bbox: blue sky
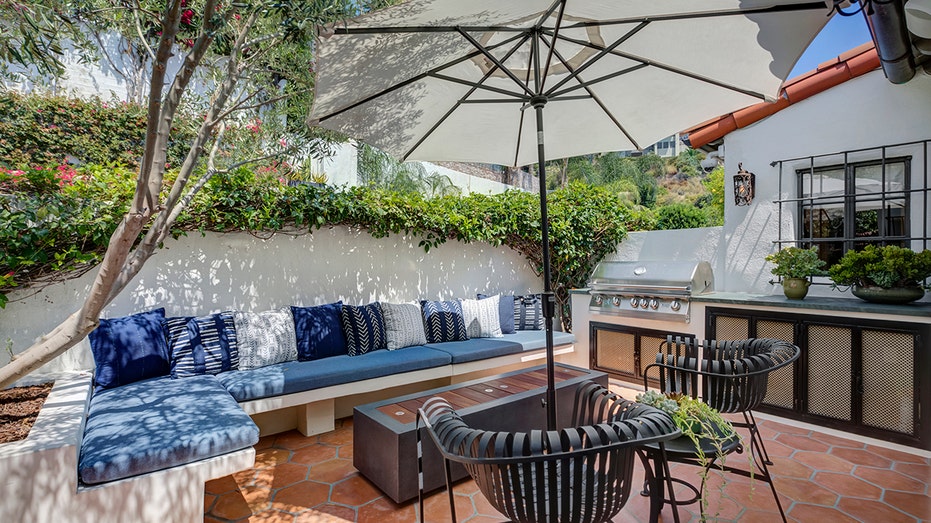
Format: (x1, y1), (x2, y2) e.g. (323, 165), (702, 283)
(789, 12), (873, 77)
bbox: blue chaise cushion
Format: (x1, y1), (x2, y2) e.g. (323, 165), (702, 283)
(88, 308), (170, 391)
(78, 375), (258, 485)
(291, 302), (347, 360)
(219, 346), (451, 402)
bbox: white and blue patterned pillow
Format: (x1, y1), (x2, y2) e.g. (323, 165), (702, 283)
(460, 296), (503, 338)
(169, 312), (239, 378)
(340, 302), (388, 356)
(381, 303), (427, 350)
(233, 309), (298, 370)
(421, 300), (469, 343)
(514, 294), (544, 331)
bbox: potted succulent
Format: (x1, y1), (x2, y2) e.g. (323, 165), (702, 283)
(636, 390), (742, 517)
(765, 246), (827, 300)
(828, 245), (931, 304)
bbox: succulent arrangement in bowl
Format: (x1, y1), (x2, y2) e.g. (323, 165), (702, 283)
(828, 245), (931, 304)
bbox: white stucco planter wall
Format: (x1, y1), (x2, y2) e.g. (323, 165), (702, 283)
(0, 226), (540, 377)
(718, 69), (931, 298)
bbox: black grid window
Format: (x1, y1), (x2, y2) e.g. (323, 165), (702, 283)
(797, 157), (909, 266)
(774, 139), (931, 272)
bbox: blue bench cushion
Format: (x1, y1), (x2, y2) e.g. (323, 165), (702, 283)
(503, 330), (576, 351)
(424, 331), (575, 364)
(79, 375), (259, 485)
(424, 338), (523, 364)
(219, 346), (452, 402)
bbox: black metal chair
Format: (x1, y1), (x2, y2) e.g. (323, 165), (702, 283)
(640, 336), (801, 523)
(416, 381), (680, 523)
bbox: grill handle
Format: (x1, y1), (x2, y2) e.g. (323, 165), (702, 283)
(589, 283), (691, 294)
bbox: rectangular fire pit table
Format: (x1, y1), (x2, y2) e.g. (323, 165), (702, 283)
(352, 363), (608, 503)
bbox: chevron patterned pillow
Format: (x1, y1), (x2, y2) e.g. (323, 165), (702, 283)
(420, 300), (469, 343)
(340, 302), (388, 356)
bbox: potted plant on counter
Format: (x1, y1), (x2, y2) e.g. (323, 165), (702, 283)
(765, 246), (827, 300)
(828, 245), (931, 304)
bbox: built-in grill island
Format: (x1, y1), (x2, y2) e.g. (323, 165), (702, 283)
(586, 260), (714, 386)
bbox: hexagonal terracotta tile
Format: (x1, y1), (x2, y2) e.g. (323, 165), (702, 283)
(793, 450), (856, 474)
(273, 480), (330, 513)
(814, 471), (882, 499)
(810, 431), (866, 449)
(775, 433), (830, 452)
(255, 448), (293, 469)
(768, 477), (838, 506)
(241, 484), (274, 512)
(790, 503), (861, 523)
(883, 490), (931, 520)
(292, 444), (339, 466)
(420, 489), (475, 523)
(855, 466), (926, 492)
(330, 475), (384, 506)
(309, 458), (358, 484)
(267, 462), (311, 489)
(837, 497), (917, 523)
(275, 430), (319, 450)
(205, 474), (240, 495)
(212, 491), (253, 520)
(894, 461), (931, 483)
(356, 497), (415, 523)
(249, 509), (296, 522)
(829, 447), (893, 468)
(318, 426), (354, 446)
(296, 503), (357, 522)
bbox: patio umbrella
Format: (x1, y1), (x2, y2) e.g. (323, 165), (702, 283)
(308, 0), (832, 430)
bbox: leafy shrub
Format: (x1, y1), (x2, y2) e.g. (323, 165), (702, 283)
(765, 247), (826, 279)
(828, 245), (931, 289)
(0, 91), (196, 168)
(655, 202), (709, 230)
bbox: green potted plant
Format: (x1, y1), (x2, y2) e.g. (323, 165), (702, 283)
(828, 245), (931, 304)
(765, 246), (827, 300)
(636, 390), (743, 516)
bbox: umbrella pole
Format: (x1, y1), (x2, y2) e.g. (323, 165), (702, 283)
(531, 95), (557, 431)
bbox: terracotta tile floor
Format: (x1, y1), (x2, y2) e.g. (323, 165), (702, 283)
(205, 409), (931, 522)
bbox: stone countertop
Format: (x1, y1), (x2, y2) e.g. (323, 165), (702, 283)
(692, 292), (931, 318)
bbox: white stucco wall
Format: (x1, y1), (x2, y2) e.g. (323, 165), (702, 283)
(0, 226), (540, 379)
(717, 69), (931, 297)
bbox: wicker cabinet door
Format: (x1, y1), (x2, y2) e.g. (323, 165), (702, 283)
(757, 319), (796, 410)
(861, 329), (917, 436)
(805, 324), (854, 422)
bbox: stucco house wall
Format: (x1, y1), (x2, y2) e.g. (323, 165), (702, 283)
(716, 69), (931, 297)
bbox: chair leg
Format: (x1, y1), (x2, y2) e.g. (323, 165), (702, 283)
(443, 458), (457, 523)
(738, 411), (788, 523)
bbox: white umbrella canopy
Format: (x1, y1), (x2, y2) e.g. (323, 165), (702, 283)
(308, 0), (834, 429)
(309, 0), (833, 167)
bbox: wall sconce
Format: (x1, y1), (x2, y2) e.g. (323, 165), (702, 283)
(733, 163), (755, 206)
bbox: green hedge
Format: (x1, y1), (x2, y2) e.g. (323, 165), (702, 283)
(2, 167), (633, 317)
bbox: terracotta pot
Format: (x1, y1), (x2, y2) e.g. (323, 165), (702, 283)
(782, 277), (810, 300)
(851, 284), (925, 305)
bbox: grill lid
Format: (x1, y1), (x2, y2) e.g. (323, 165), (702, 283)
(588, 261), (714, 296)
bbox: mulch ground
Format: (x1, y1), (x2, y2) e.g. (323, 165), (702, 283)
(0, 382), (53, 444)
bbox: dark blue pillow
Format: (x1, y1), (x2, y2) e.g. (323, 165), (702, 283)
(170, 312), (239, 378)
(340, 302), (387, 356)
(88, 308), (170, 391)
(292, 302), (347, 360)
(421, 300), (469, 343)
(477, 293), (516, 334)
(514, 294), (544, 330)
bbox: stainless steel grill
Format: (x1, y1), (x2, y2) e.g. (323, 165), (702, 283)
(587, 261), (714, 323)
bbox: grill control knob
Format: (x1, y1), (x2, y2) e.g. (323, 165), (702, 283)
(649, 298), (659, 310)
(670, 299), (681, 312)
(612, 296), (621, 306)
(640, 298), (649, 309)
(593, 294), (603, 306)
(629, 297), (639, 308)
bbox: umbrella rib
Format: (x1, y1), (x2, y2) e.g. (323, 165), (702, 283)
(544, 37), (641, 150)
(428, 73), (528, 100)
(534, 0), (564, 29)
(550, 31), (769, 101)
(555, 1), (828, 28)
(400, 33), (533, 162)
(512, 32), (537, 168)
(543, 21), (649, 97)
(314, 32), (527, 123)
(457, 28), (536, 98)
(539, 0), (568, 92)
(548, 63), (649, 99)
